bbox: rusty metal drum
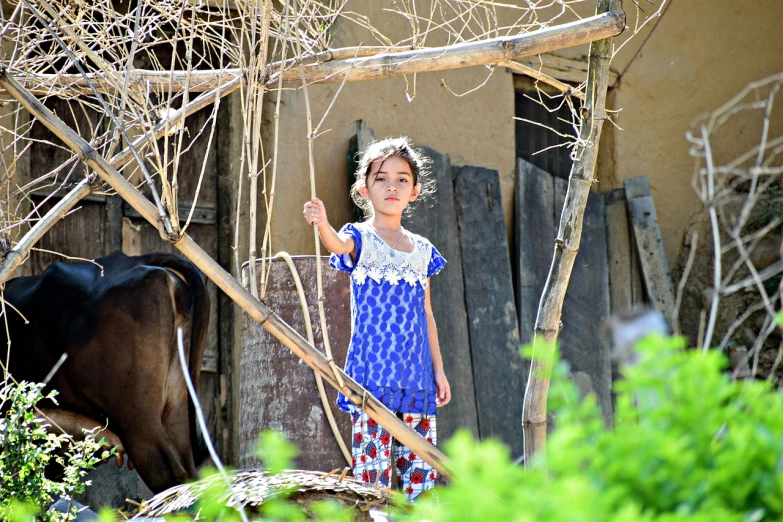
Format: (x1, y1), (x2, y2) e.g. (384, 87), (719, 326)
(239, 256), (353, 471)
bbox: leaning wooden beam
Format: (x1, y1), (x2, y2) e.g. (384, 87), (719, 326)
(1, 69), (245, 98)
(3, 10), (623, 96)
(0, 178), (92, 285)
(272, 10), (623, 86)
(521, 0), (617, 462)
(0, 69), (451, 479)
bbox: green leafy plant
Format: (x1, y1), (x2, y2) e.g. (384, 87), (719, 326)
(40, 332), (781, 521)
(0, 379), (106, 522)
(400, 335), (783, 521)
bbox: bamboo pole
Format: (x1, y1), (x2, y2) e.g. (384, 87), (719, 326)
(0, 69), (451, 479)
(0, 178), (92, 285)
(521, 0), (619, 462)
(3, 10), (623, 96)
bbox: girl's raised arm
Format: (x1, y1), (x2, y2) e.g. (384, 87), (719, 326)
(303, 198), (355, 256)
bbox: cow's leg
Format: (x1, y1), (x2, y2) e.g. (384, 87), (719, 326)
(36, 409), (129, 468)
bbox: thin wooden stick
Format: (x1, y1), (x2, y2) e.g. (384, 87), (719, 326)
(293, 0), (345, 392)
(700, 125), (721, 351)
(247, 0), (274, 299)
(521, 0), (620, 462)
(259, 0), (291, 299)
(107, 75), (244, 173)
(0, 68), (451, 479)
(501, 60), (584, 101)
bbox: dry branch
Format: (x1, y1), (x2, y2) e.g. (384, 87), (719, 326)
(2, 10), (624, 97)
(521, 0), (617, 461)
(0, 69), (451, 479)
(271, 10), (624, 86)
(108, 75), (244, 173)
(502, 60), (584, 100)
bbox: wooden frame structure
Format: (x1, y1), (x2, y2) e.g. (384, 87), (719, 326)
(0, 0), (623, 475)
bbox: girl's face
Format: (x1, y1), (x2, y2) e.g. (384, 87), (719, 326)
(359, 155), (421, 217)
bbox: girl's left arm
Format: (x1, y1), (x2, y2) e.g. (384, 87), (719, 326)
(425, 279), (451, 408)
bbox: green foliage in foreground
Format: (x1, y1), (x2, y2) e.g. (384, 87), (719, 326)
(10, 334), (783, 521)
(0, 380), (106, 522)
(404, 335), (783, 522)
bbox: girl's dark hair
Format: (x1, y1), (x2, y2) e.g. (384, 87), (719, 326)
(350, 136), (435, 218)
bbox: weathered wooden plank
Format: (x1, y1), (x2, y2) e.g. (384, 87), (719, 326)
(604, 189), (633, 314)
(123, 201), (216, 225)
(403, 147), (479, 442)
(239, 257), (352, 472)
(623, 175), (651, 200)
(27, 99), (107, 270)
(624, 176), (674, 325)
(165, 107), (218, 209)
(454, 165), (524, 456)
(107, 195), (123, 253)
(356, 119), (375, 158)
(121, 217), (143, 256)
(554, 179), (612, 421)
(515, 158), (555, 346)
(216, 89), (246, 465)
(626, 193), (676, 326)
(27, 201), (108, 273)
(562, 189), (612, 423)
(348, 120), (376, 222)
(630, 225), (645, 305)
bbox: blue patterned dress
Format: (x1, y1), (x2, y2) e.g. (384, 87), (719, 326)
(330, 222), (447, 415)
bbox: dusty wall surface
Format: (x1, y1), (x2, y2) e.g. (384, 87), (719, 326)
(609, 0), (783, 267)
(262, 3), (517, 256)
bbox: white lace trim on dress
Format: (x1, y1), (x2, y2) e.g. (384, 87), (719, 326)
(351, 223), (431, 288)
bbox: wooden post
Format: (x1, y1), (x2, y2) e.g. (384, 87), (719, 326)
(624, 176), (676, 326)
(521, 0), (620, 462)
(0, 69), (452, 479)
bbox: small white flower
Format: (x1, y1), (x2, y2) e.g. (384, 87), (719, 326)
(367, 267), (383, 284)
(353, 266), (368, 285)
(385, 271), (401, 286)
(403, 271), (418, 286)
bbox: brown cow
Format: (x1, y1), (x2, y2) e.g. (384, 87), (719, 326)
(0, 252), (209, 493)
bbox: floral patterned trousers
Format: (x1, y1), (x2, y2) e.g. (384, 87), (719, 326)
(350, 410), (438, 502)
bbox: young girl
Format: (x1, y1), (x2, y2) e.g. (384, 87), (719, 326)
(302, 136), (450, 502)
